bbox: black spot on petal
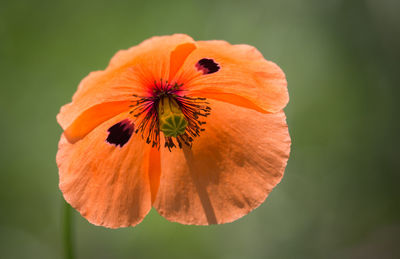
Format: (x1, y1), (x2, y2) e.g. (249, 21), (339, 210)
(106, 119), (134, 147)
(196, 58), (220, 74)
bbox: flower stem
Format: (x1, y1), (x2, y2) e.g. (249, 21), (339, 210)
(63, 200), (75, 259)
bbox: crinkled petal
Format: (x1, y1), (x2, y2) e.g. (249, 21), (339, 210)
(153, 100), (291, 225)
(173, 41), (288, 113)
(56, 113), (160, 228)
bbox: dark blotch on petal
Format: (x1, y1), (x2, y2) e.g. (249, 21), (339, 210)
(196, 58), (220, 74)
(106, 119), (134, 147)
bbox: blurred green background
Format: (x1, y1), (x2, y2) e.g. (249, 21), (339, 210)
(1, 0), (399, 258)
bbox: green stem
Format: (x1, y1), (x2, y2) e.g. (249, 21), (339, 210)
(63, 200), (75, 259)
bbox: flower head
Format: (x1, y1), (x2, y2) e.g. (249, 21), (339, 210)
(56, 34), (291, 228)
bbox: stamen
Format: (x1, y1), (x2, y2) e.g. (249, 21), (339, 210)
(127, 79), (211, 150)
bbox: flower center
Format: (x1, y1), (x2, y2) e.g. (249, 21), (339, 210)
(157, 96), (188, 138)
(127, 79), (211, 150)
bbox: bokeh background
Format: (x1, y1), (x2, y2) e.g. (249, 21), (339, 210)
(1, 0), (399, 258)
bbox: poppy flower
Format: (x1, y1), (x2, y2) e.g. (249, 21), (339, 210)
(56, 34), (291, 228)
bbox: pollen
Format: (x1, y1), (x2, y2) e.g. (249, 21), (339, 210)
(158, 96), (188, 137)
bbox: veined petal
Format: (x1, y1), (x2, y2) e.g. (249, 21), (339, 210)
(173, 40), (288, 113)
(153, 100), (291, 225)
(56, 113), (159, 228)
(57, 34), (196, 135)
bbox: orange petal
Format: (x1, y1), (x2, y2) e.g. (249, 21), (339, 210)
(148, 147), (161, 204)
(57, 113), (157, 228)
(63, 101), (132, 143)
(153, 100), (291, 225)
(57, 34), (196, 131)
(57, 69), (140, 131)
(173, 41), (288, 113)
(169, 42), (197, 81)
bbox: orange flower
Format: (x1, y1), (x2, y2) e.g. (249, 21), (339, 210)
(56, 34), (291, 228)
